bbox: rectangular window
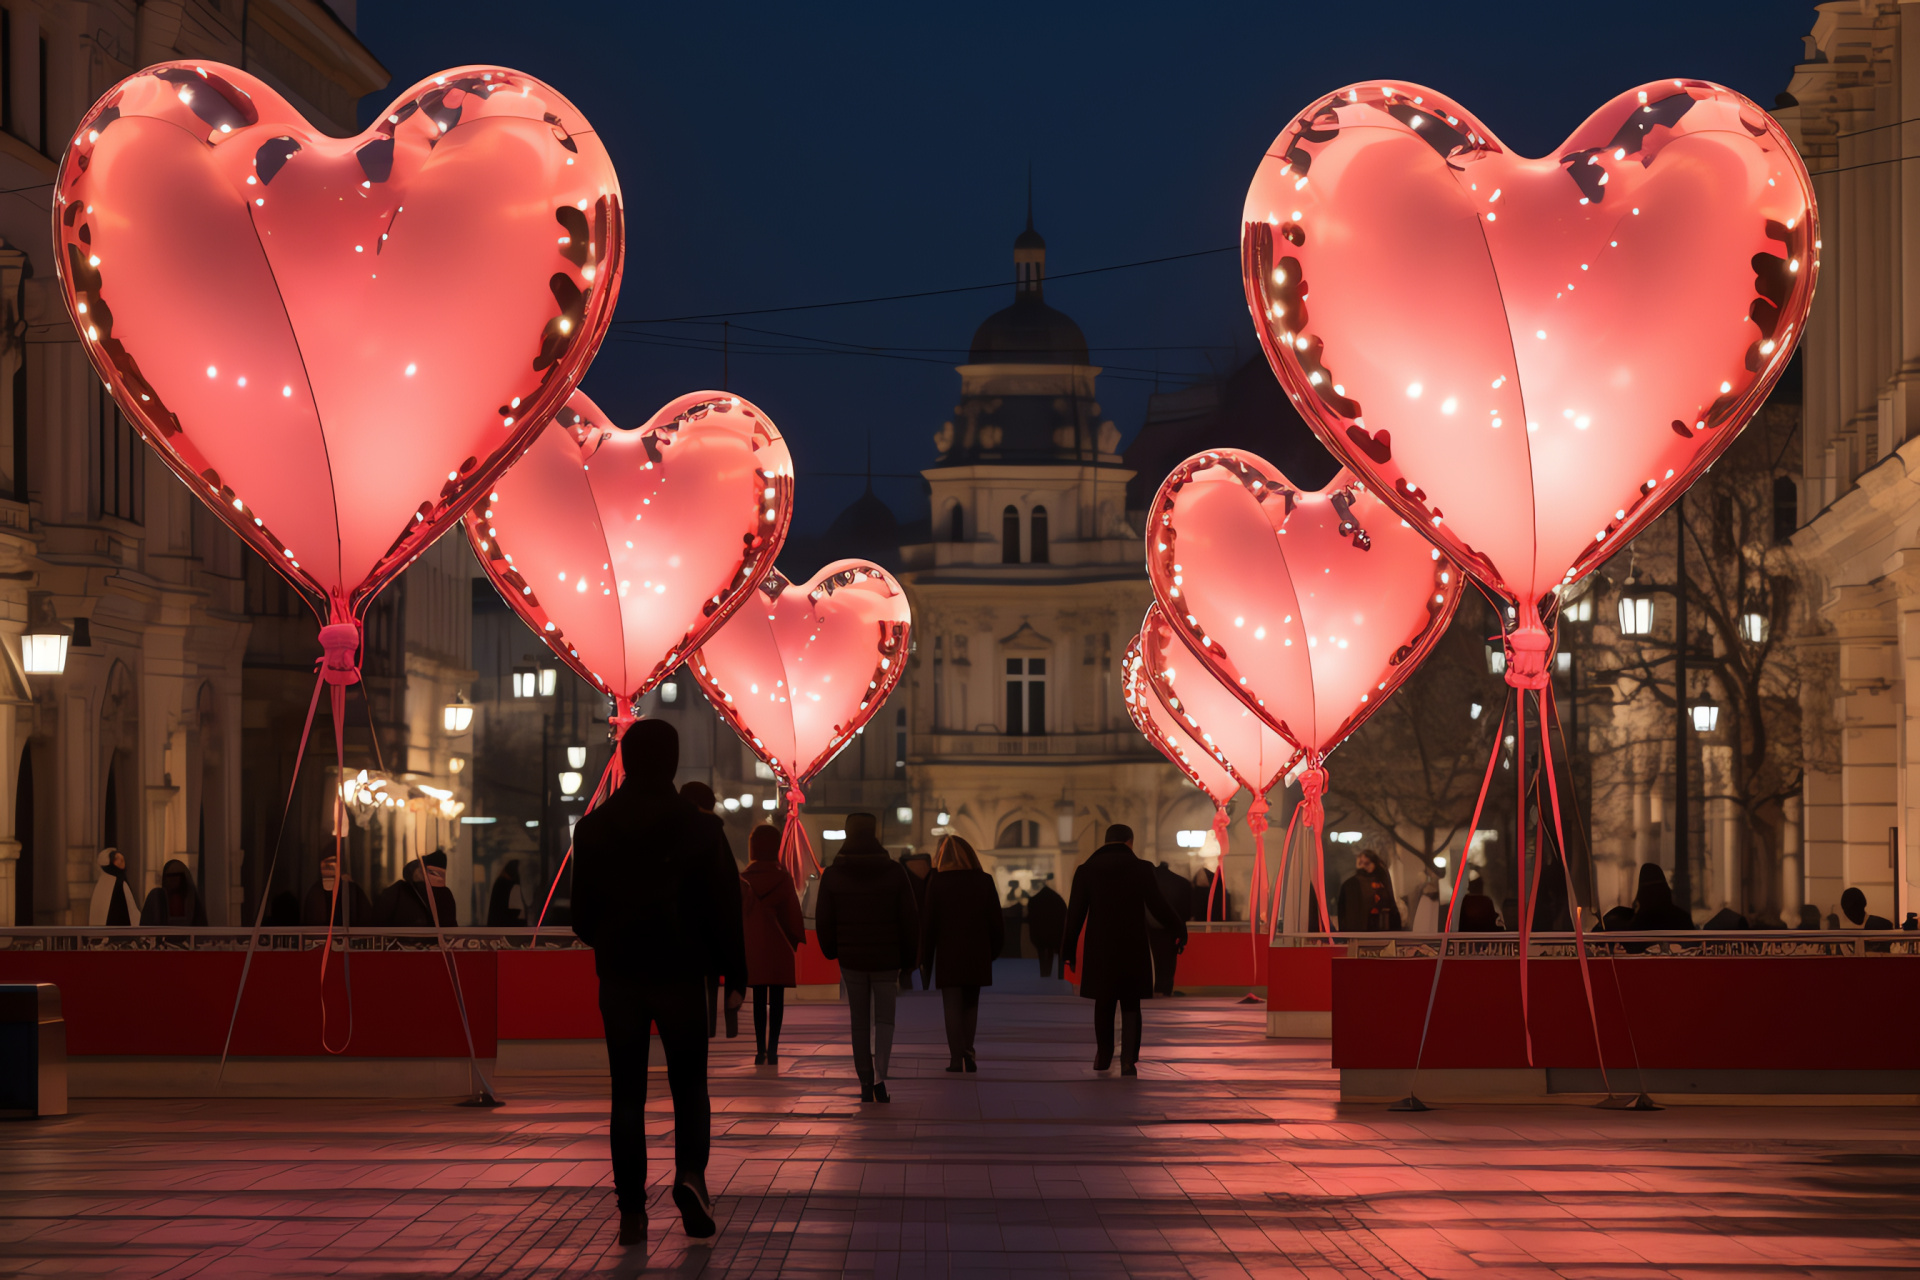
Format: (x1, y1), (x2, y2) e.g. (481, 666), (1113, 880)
(1005, 657), (1046, 735)
(93, 383), (142, 523)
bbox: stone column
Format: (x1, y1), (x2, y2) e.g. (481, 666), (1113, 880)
(1781, 793), (1804, 919)
(1828, 582), (1900, 921)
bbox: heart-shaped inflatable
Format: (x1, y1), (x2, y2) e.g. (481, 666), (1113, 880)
(54, 62), (623, 623)
(1242, 80), (1815, 655)
(1144, 450), (1460, 759)
(1122, 632), (1237, 810)
(467, 390), (793, 706)
(693, 561), (912, 881)
(693, 561), (912, 789)
(1139, 603), (1296, 799)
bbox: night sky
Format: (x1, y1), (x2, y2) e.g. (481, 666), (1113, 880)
(360, 1), (1815, 537)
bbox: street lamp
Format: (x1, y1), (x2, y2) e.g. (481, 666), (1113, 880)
(442, 693), (474, 734)
(1617, 580), (1655, 636)
(566, 746), (587, 769)
(558, 770), (584, 797)
(1739, 612), (1768, 643)
(20, 621), (70, 675)
(1690, 701), (1720, 734)
(512, 664), (537, 698)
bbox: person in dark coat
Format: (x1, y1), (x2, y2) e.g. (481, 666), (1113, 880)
(1455, 876), (1499, 932)
(814, 812), (917, 1103)
(139, 857), (209, 926)
(918, 834), (1003, 1072)
(1337, 850), (1403, 932)
(1062, 825), (1186, 1076)
(1841, 887), (1894, 952)
(740, 825), (805, 1065)
(899, 852), (934, 989)
(301, 852), (373, 927)
(374, 849), (458, 926)
(1000, 884), (1026, 959)
(486, 859), (526, 927)
(571, 719), (746, 1247)
(1627, 864), (1693, 930)
(1026, 878), (1066, 978)
(680, 781), (729, 1037)
(1149, 861), (1192, 995)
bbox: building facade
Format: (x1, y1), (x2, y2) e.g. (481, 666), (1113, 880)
(1776, 0), (1920, 927)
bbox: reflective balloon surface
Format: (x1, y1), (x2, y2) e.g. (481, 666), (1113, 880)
(1146, 450), (1459, 757)
(1140, 603), (1298, 795)
(692, 561), (912, 788)
(1243, 80), (1816, 612)
(54, 62), (623, 621)
(468, 390), (793, 703)
(1122, 632), (1238, 809)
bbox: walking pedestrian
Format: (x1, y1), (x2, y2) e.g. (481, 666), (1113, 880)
(1149, 860), (1192, 995)
(571, 719), (746, 1246)
(138, 858), (209, 926)
(681, 781), (729, 1037)
(814, 812), (917, 1103)
(1062, 825), (1185, 1076)
(1026, 876), (1066, 977)
(899, 851), (934, 989)
(88, 848), (138, 926)
(1001, 884), (1026, 958)
(918, 834), (1002, 1072)
(740, 824), (805, 1066)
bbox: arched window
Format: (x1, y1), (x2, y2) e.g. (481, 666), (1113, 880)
(1002, 505), (1020, 563)
(1029, 506), (1049, 564)
(996, 819), (1042, 848)
(1772, 475), (1798, 544)
(948, 502), (965, 542)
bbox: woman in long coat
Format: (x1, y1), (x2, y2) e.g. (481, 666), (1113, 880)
(918, 834), (1002, 1072)
(1062, 825), (1185, 1075)
(740, 824), (806, 1065)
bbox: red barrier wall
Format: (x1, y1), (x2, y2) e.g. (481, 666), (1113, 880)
(1267, 946), (1334, 1011)
(1332, 955), (1920, 1070)
(0, 950), (497, 1057)
(497, 949), (601, 1039)
(1171, 932), (1268, 987)
(796, 931), (839, 985)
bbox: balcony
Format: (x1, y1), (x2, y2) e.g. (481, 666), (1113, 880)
(917, 730), (1157, 761)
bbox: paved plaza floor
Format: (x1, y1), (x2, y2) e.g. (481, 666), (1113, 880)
(3, 981), (1918, 1278)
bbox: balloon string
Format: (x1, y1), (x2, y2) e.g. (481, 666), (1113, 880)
(778, 784), (820, 888)
(1206, 805), (1230, 924)
(1516, 690), (1534, 1065)
(1536, 686), (1613, 1098)
(1246, 793), (1270, 959)
(1405, 687), (1513, 1095)
(317, 679), (353, 1055)
(532, 712), (635, 939)
(1298, 762), (1330, 938)
(1268, 802), (1303, 946)
(218, 667), (327, 1078)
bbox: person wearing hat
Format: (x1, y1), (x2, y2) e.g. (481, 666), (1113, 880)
(303, 852), (373, 927)
(373, 849), (459, 927)
(572, 718), (746, 1247)
(814, 811), (917, 1103)
(139, 858), (209, 926)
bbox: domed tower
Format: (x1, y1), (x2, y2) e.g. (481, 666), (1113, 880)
(900, 202), (1157, 891)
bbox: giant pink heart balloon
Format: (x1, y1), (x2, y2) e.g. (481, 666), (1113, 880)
(467, 390), (793, 705)
(1122, 632), (1237, 810)
(1139, 603), (1298, 797)
(1242, 79), (1815, 672)
(692, 561), (912, 790)
(1145, 450), (1460, 759)
(54, 62), (623, 624)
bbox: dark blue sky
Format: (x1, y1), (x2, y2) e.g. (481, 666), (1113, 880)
(360, 1), (1815, 536)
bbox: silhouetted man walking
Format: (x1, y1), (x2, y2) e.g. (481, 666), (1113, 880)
(573, 720), (746, 1248)
(1063, 825), (1185, 1075)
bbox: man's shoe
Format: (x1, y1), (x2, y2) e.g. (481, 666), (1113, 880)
(753, 1050), (766, 1066)
(962, 1051), (977, 1073)
(767, 1049), (779, 1065)
(670, 1178), (716, 1239)
(873, 1081), (890, 1102)
(617, 1211), (646, 1247)
(860, 1083), (875, 1102)
(1092, 1052), (1113, 1072)
(1120, 1061), (1139, 1077)
(945, 1057), (964, 1072)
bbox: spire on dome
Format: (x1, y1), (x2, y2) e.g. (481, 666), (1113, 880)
(1014, 166), (1045, 295)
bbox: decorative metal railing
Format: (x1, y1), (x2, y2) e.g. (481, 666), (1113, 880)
(1269, 930), (1920, 958)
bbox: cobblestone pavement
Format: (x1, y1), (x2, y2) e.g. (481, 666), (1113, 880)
(2, 990), (1917, 1277)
